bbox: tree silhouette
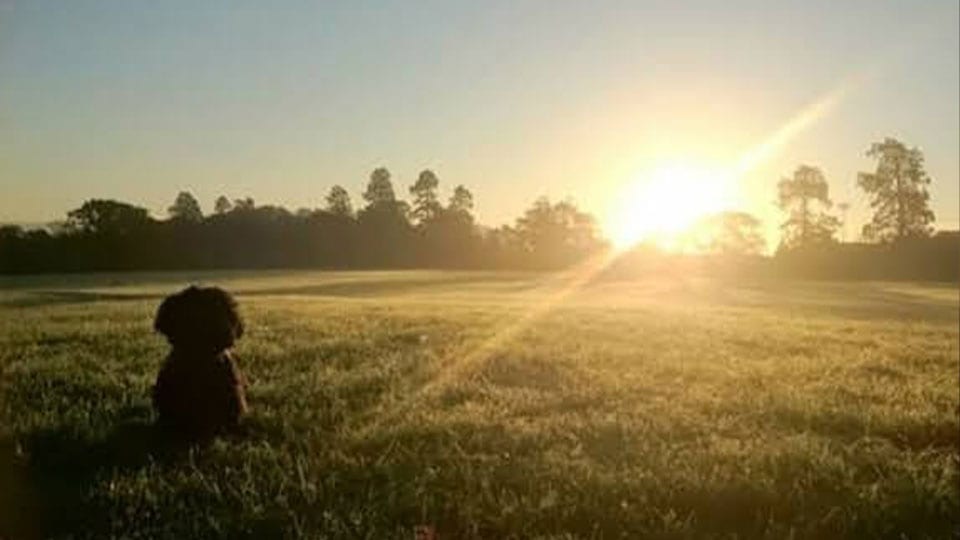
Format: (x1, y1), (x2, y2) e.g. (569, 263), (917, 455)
(514, 198), (605, 268)
(3, 153), (952, 277)
(66, 199), (152, 235)
(214, 196), (233, 215)
(694, 212), (765, 256)
(857, 137), (935, 243)
(359, 168), (409, 219)
(362, 167), (397, 207)
(448, 185), (474, 215)
(1, 172), (954, 279)
(358, 167), (412, 266)
(414, 184), (479, 267)
(168, 191), (203, 222)
(777, 165), (840, 250)
(409, 170), (442, 226)
(325, 185), (353, 217)
(233, 198), (255, 212)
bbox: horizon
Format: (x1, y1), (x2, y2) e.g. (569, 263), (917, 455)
(2, 1), (958, 245)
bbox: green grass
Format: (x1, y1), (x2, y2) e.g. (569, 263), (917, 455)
(1, 270), (957, 539)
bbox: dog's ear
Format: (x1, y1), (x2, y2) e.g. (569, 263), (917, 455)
(226, 291), (244, 340)
(208, 287), (243, 348)
(154, 291), (178, 341)
(230, 308), (244, 340)
(154, 288), (189, 343)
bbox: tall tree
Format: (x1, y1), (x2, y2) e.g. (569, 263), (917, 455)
(857, 137), (935, 242)
(362, 167), (397, 207)
(359, 167), (409, 220)
(409, 170), (442, 225)
(214, 196), (233, 215)
(777, 165), (840, 249)
(417, 184), (479, 267)
(325, 185), (354, 217)
(168, 191), (203, 222)
(358, 167), (411, 266)
(448, 185), (474, 216)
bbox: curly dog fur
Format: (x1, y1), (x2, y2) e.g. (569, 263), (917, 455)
(153, 286), (248, 441)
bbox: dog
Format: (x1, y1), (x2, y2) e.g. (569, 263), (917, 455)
(152, 285), (248, 442)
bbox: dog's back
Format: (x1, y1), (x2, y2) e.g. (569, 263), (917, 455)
(154, 348), (247, 441)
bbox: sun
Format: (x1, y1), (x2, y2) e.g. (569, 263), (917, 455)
(606, 162), (736, 250)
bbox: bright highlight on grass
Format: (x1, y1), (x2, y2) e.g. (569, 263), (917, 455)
(607, 163), (736, 250)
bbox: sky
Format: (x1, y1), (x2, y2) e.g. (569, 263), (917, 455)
(1, 0), (958, 247)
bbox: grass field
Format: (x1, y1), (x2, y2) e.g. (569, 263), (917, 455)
(0, 270), (957, 539)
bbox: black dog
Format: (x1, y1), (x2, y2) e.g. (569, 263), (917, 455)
(153, 286), (248, 442)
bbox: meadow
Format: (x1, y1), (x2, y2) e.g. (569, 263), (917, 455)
(0, 270), (957, 539)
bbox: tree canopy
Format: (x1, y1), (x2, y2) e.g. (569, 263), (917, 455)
(777, 165), (840, 250)
(857, 138), (935, 243)
(325, 185), (353, 217)
(66, 199), (152, 236)
(410, 170), (442, 226)
(168, 191), (204, 223)
(214, 196), (233, 215)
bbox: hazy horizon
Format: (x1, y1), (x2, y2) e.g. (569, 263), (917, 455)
(2, 1), (958, 245)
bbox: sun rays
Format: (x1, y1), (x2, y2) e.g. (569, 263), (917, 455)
(348, 250), (619, 437)
(353, 75), (864, 434)
(604, 72), (865, 252)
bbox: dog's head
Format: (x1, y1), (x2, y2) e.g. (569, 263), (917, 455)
(154, 286), (244, 351)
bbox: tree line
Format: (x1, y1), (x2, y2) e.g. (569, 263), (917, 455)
(679, 137), (940, 258)
(775, 137), (937, 251)
(646, 136), (945, 259)
(0, 167), (606, 273)
(765, 137), (955, 281)
(0, 136), (955, 279)
(603, 136), (954, 281)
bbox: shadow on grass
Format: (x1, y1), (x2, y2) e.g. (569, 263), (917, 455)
(0, 409), (278, 539)
(0, 418), (173, 539)
(0, 408), (285, 539)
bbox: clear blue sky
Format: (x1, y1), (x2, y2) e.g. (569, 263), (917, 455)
(1, 1), (957, 241)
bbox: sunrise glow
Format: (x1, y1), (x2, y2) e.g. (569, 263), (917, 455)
(606, 163), (737, 250)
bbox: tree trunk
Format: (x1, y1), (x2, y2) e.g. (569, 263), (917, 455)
(895, 158), (904, 240)
(800, 196), (808, 246)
